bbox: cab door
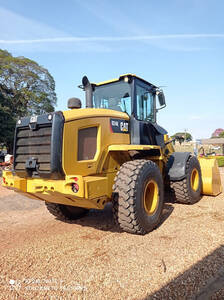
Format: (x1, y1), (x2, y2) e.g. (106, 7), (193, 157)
(130, 79), (167, 146)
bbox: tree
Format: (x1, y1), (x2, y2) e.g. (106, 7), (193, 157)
(172, 132), (192, 144)
(211, 128), (224, 138)
(0, 49), (57, 152)
(219, 131), (224, 138)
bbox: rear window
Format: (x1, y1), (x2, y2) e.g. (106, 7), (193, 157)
(78, 127), (97, 160)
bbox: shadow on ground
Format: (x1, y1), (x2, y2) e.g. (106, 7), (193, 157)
(53, 201), (174, 234)
(147, 245), (224, 300)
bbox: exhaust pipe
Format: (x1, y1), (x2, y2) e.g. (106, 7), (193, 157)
(82, 76), (93, 108)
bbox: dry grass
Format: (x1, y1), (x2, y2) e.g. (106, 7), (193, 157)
(174, 143), (223, 155)
(0, 171), (223, 299)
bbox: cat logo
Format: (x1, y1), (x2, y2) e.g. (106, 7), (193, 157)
(110, 118), (129, 134)
(120, 121), (129, 132)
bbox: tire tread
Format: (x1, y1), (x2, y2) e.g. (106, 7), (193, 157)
(45, 202), (88, 221)
(170, 156), (202, 204)
(112, 159), (162, 235)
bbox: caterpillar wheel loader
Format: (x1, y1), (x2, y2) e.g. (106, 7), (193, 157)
(2, 74), (222, 235)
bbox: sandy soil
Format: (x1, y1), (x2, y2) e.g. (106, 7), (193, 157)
(0, 170), (223, 299)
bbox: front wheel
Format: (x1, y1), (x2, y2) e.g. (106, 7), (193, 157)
(112, 159), (164, 235)
(170, 155), (202, 204)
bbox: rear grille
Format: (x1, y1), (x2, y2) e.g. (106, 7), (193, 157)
(14, 124), (52, 172)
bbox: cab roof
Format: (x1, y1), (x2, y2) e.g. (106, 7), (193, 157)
(93, 74), (158, 89)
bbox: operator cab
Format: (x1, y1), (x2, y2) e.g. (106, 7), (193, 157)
(80, 74), (167, 147)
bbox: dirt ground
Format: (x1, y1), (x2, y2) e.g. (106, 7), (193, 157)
(0, 170), (224, 300)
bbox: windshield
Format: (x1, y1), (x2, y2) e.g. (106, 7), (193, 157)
(93, 81), (131, 115)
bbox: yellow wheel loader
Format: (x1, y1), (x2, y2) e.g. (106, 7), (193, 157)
(2, 74), (222, 235)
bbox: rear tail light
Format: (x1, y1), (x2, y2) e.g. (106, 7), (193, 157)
(72, 183), (79, 193)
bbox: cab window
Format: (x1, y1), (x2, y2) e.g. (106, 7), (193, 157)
(93, 81), (131, 115)
(136, 84), (154, 122)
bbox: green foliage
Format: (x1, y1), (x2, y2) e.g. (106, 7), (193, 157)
(0, 49), (57, 152)
(171, 132), (192, 143)
(216, 156), (224, 167)
(219, 131), (224, 138)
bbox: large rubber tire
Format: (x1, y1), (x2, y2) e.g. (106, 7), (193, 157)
(112, 159), (164, 235)
(170, 155), (202, 204)
(45, 202), (89, 221)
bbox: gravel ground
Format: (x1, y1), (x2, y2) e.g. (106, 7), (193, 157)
(0, 170), (223, 300)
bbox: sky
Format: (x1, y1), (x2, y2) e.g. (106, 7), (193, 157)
(0, 0), (224, 139)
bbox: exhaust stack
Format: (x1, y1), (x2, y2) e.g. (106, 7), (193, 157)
(82, 76), (93, 108)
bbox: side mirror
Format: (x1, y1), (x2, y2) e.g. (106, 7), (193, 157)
(68, 98), (82, 109)
(156, 90), (166, 111)
(158, 91), (166, 106)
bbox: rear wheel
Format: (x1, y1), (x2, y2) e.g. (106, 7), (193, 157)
(170, 155), (202, 204)
(45, 202), (89, 221)
(112, 159), (164, 235)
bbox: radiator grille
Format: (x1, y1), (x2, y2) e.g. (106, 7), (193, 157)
(14, 124), (52, 172)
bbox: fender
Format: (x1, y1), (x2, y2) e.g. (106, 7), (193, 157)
(166, 152), (192, 181)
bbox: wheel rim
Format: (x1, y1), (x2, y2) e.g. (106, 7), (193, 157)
(191, 168), (199, 191)
(143, 180), (159, 216)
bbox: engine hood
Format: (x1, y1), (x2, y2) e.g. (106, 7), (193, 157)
(62, 108), (130, 122)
